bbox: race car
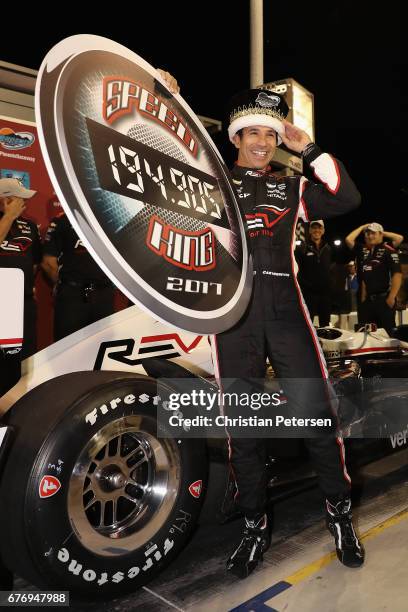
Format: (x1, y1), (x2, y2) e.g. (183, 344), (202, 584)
(1, 297), (408, 597)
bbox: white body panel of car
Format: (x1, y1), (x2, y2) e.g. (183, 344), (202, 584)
(2, 293), (407, 420)
(0, 305), (214, 416)
(321, 327), (408, 360)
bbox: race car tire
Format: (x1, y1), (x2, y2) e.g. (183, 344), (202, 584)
(0, 371), (207, 596)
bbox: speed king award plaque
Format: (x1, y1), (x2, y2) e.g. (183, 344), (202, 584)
(35, 35), (251, 333)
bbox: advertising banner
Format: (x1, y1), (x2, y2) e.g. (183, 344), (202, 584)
(0, 116), (61, 228)
(0, 116), (61, 348)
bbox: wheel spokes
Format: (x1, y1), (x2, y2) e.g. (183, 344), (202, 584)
(82, 433), (158, 532)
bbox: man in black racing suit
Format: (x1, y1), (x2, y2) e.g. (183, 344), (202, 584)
(212, 88), (365, 578)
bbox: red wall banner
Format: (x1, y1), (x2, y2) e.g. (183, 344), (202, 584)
(1, 116), (59, 349)
(0, 116), (127, 351)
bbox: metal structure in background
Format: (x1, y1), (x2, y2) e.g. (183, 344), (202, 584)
(250, 0), (264, 87)
(248, 1), (315, 176)
(197, 114), (222, 135)
(0, 60), (221, 134)
(261, 78), (315, 175)
(0, 61), (37, 122)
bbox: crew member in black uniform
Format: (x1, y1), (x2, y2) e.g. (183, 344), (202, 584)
(212, 89), (364, 578)
(0, 179), (40, 585)
(42, 212), (115, 340)
(346, 222), (403, 332)
(296, 219), (332, 327)
(348, 222), (401, 334)
(345, 222), (404, 253)
(0, 177), (40, 360)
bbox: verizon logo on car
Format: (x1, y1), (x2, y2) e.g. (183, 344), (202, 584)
(390, 426), (408, 449)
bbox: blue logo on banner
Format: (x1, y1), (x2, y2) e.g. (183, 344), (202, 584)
(0, 129), (35, 150)
(0, 169), (31, 188)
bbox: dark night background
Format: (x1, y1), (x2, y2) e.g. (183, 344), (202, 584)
(1, 2), (407, 255)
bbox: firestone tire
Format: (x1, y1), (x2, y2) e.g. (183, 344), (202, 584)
(0, 371), (207, 597)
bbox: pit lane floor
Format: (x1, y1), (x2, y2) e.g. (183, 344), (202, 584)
(13, 448), (408, 611)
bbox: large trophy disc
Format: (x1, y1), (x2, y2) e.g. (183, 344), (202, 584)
(35, 35), (251, 333)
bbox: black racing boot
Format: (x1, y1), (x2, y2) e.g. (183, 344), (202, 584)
(326, 497), (365, 567)
(226, 514), (270, 579)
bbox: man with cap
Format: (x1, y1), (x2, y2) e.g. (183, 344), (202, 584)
(212, 88), (364, 578)
(0, 177), (40, 358)
(295, 219), (333, 327)
(345, 222), (404, 252)
(346, 223), (402, 334)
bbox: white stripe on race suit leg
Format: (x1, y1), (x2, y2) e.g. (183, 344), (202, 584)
(335, 523), (342, 550)
(350, 524), (362, 550)
(249, 540), (260, 562)
(0, 427), (8, 450)
(290, 210), (351, 485)
(210, 335), (235, 466)
(229, 538), (246, 561)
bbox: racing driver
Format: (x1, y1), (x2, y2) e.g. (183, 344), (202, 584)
(212, 88), (365, 578)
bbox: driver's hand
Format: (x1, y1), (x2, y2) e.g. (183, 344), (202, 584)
(156, 69), (180, 94)
(280, 119), (312, 154)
